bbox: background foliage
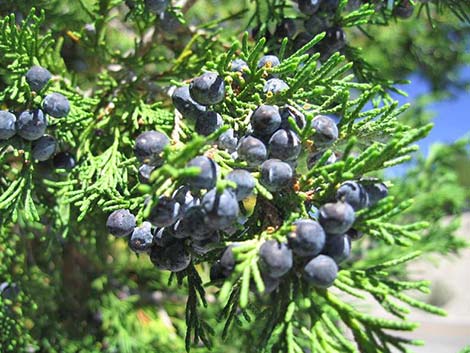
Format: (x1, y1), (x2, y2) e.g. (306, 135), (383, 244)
(1, 1), (469, 352)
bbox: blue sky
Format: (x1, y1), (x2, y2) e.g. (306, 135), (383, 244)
(394, 66), (470, 155)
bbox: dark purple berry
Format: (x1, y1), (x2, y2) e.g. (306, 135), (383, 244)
(268, 129), (301, 161)
(288, 219), (326, 257)
(195, 111), (223, 136)
(174, 206), (210, 240)
(361, 181), (388, 207)
(53, 152), (76, 170)
(319, 202), (355, 235)
(16, 109), (47, 141)
(189, 72), (225, 106)
(259, 240), (293, 278)
(172, 86), (206, 121)
(303, 255), (338, 288)
(191, 232), (220, 256)
(42, 93), (70, 118)
(218, 128), (238, 152)
(336, 181), (369, 210)
(134, 130), (169, 166)
(280, 106), (306, 130)
(260, 159), (293, 192)
(106, 209), (136, 237)
(150, 241), (191, 272)
(323, 234), (351, 264)
(25, 65), (51, 92)
(32, 135), (57, 161)
(0, 111), (16, 140)
(263, 78), (289, 95)
(138, 164), (155, 184)
(186, 156), (218, 190)
(230, 59), (249, 73)
(257, 55), (280, 70)
(237, 136), (267, 167)
(128, 222), (154, 253)
(227, 169), (256, 201)
(149, 196), (181, 227)
(251, 105), (282, 136)
(201, 188), (239, 230)
(311, 115), (338, 148)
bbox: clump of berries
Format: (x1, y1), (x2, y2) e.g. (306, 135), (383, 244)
(0, 66), (73, 165)
(105, 53), (388, 292)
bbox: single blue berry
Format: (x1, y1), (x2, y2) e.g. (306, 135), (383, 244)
(323, 234), (351, 264)
(251, 105), (282, 136)
(311, 115), (338, 148)
(189, 72), (225, 106)
(259, 240), (293, 278)
(195, 111), (223, 136)
(361, 181), (388, 207)
(172, 186), (198, 212)
(128, 222), (154, 253)
(280, 106), (306, 130)
(260, 159), (293, 192)
(172, 85), (206, 121)
(0, 111), (16, 140)
(42, 93), (70, 118)
(336, 181), (369, 211)
(145, 0), (170, 14)
(154, 227), (178, 248)
(138, 164), (155, 184)
(227, 169), (255, 201)
(218, 128), (238, 152)
(191, 232), (220, 256)
(134, 130), (169, 166)
(32, 135), (57, 161)
(237, 136), (267, 167)
(319, 201), (355, 235)
(288, 219), (326, 257)
(16, 109), (47, 141)
(150, 241), (191, 272)
(53, 152), (76, 170)
(268, 129), (301, 161)
(263, 78), (289, 95)
(106, 209), (136, 237)
(149, 196), (181, 227)
(230, 59), (249, 73)
(257, 55), (280, 69)
(25, 65), (51, 92)
(261, 272), (280, 293)
(201, 188), (239, 230)
(174, 206), (210, 240)
(186, 156), (218, 190)
(303, 255), (338, 288)
(220, 244), (238, 277)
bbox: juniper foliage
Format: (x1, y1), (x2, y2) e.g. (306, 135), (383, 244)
(0, 1), (469, 353)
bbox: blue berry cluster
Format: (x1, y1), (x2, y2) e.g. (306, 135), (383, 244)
(106, 54), (388, 289)
(0, 66), (71, 164)
(212, 178), (387, 291)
